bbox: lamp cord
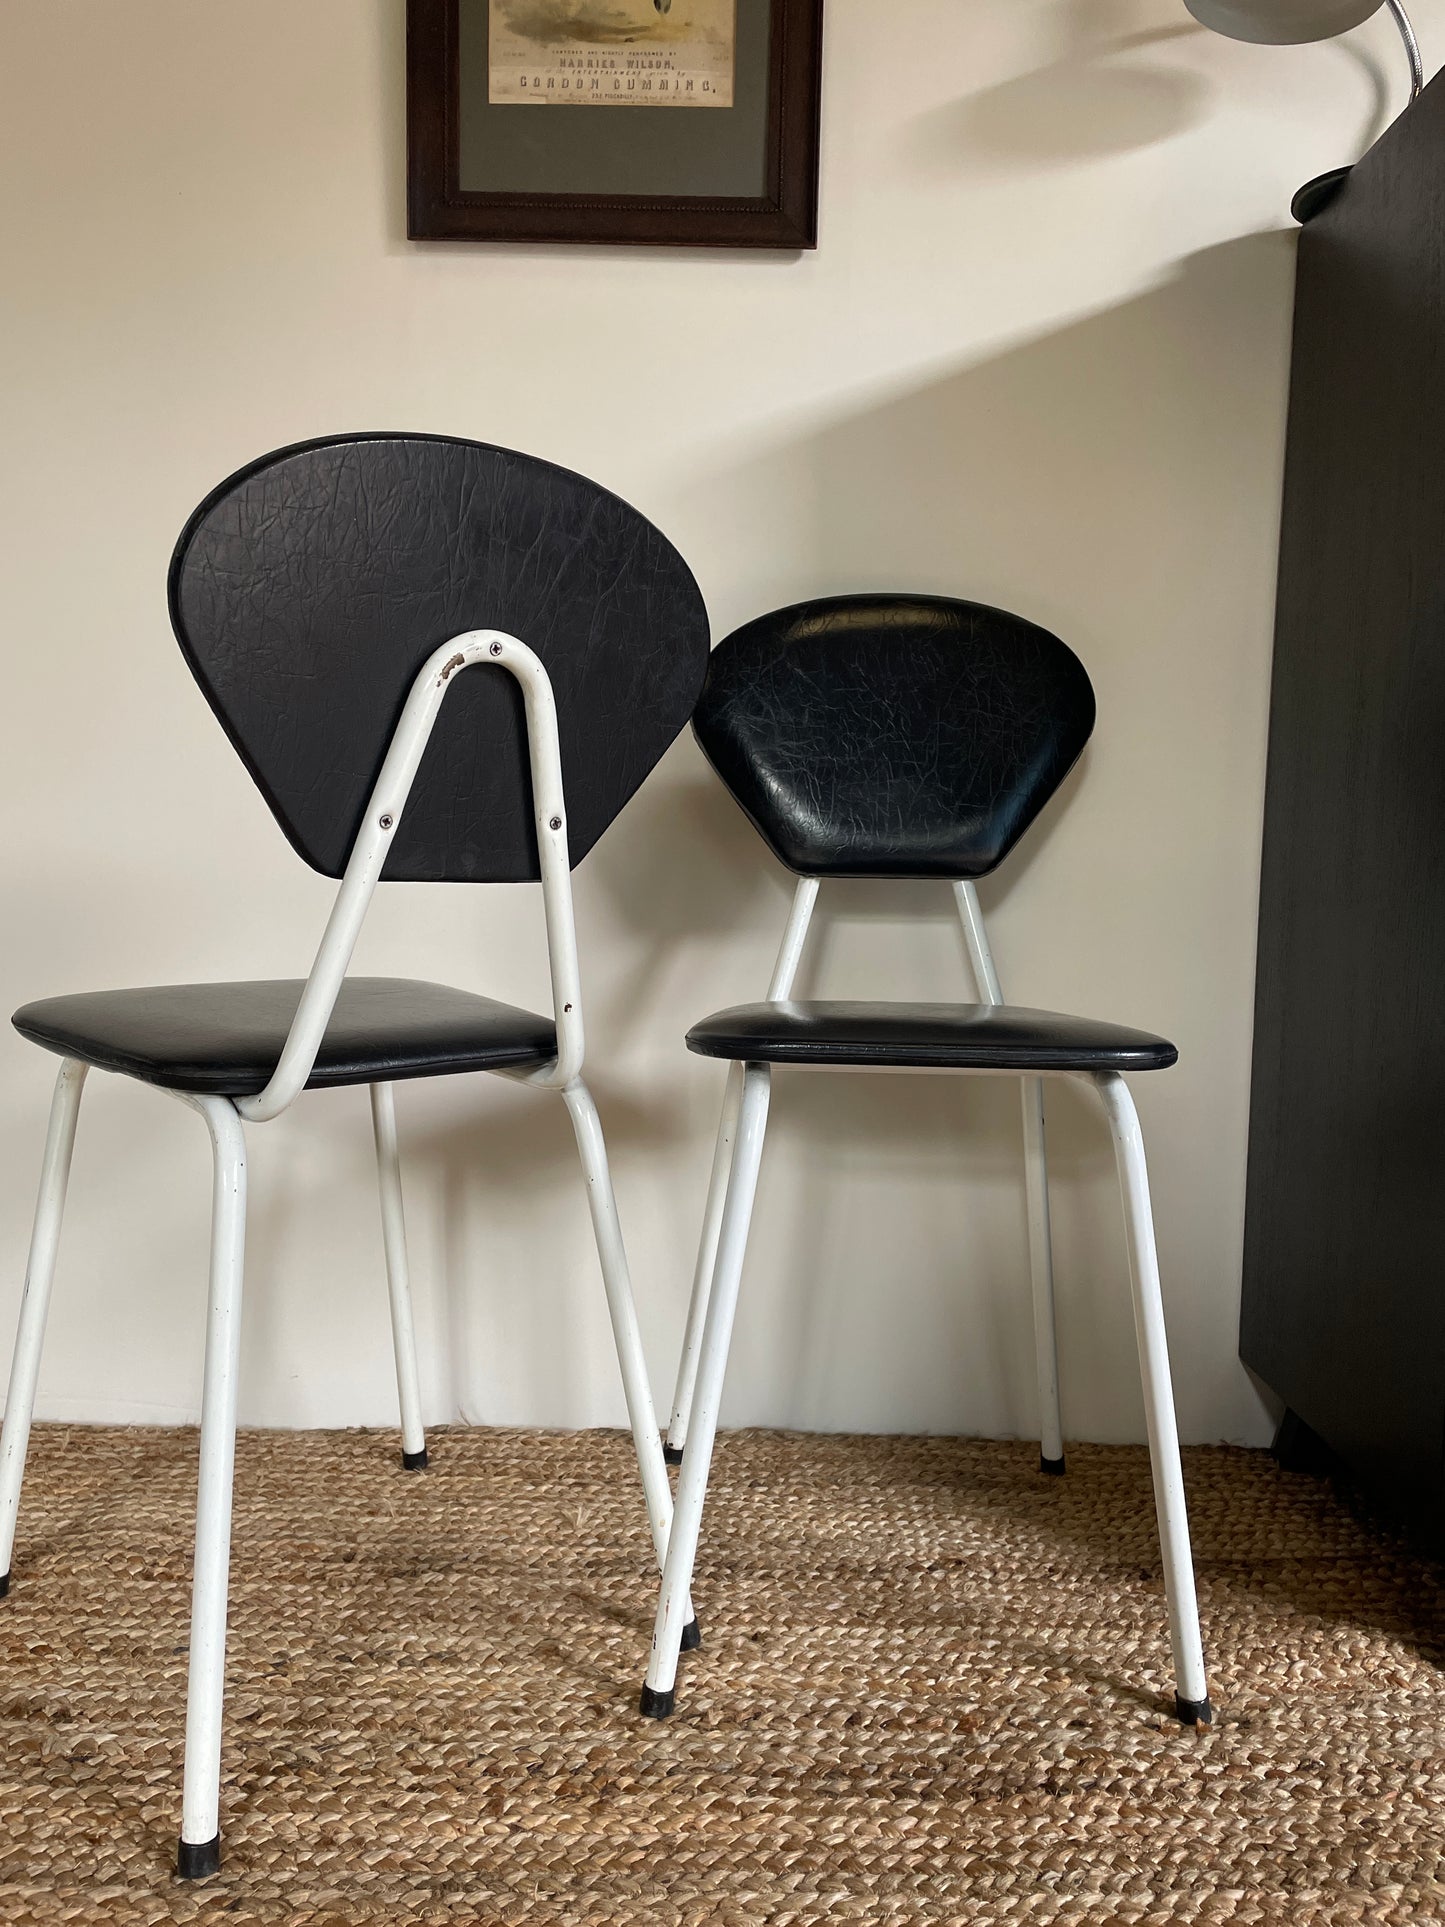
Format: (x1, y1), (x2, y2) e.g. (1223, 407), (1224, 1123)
(1386, 0), (1424, 100)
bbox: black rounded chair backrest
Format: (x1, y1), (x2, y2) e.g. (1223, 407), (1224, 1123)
(692, 594), (1096, 880)
(169, 434), (710, 883)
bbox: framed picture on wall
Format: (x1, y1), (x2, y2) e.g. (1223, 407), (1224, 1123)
(406, 0), (824, 248)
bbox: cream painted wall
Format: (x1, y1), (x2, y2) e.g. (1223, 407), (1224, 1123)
(1, 0), (1428, 1444)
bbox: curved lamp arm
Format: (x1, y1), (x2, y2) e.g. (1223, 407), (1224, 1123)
(1188, 0), (1423, 99)
(235, 630), (585, 1123)
(1386, 0), (1424, 98)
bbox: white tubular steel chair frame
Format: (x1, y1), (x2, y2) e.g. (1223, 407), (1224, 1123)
(650, 875), (1208, 1724)
(0, 631), (691, 1876)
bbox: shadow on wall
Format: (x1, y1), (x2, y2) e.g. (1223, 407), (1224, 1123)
(341, 235), (1291, 1439)
(686, 232), (1292, 628)
(594, 232), (1293, 1028)
(388, 1070), (690, 1426)
(910, 1), (1393, 176)
(568, 235), (1292, 1441)
(921, 19), (1213, 169)
(582, 240), (1297, 959)
(371, 0), (1391, 243)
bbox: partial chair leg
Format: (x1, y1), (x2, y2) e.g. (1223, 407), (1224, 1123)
(1021, 1078), (1065, 1475)
(0, 1059), (88, 1598)
(175, 1095), (248, 1879)
(665, 1061), (743, 1465)
(369, 1083), (427, 1470)
(561, 1081), (699, 1651)
(642, 1061), (771, 1718)
(1092, 1073), (1211, 1726)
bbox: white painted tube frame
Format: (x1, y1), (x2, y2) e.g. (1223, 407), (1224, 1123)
(668, 879), (1066, 1474)
(644, 1060), (773, 1716)
(954, 881), (1065, 1473)
(175, 1092), (248, 1875)
(0, 1058), (88, 1595)
(665, 876), (818, 1462)
(1095, 1070), (1209, 1718)
(647, 1058), (1209, 1722)
(651, 878), (1208, 1724)
(237, 632), (585, 1125)
(371, 1081), (427, 1468)
(563, 1081), (695, 1641)
(0, 632), (689, 1875)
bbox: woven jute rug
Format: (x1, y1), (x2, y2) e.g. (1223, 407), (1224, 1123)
(0, 1427), (1441, 1926)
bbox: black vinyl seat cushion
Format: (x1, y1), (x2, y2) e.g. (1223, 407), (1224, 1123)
(685, 1001), (1178, 1074)
(12, 979), (557, 1097)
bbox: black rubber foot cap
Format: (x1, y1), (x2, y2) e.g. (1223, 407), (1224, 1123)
(0, 1570), (9, 1600)
(639, 1683), (675, 1719)
(402, 1447), (428, 1471)
(1040, 1454), (1066, 1477)
(679, 1618), (702, 1653)
(1176, 1694), (1214, 1727)
(177, 1834), (221, 1880)
(662, 1443), (684, 1467)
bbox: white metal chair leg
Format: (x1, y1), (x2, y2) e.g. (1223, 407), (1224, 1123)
(669, 882), (819, 1461)
(1021, 1078), (1065, 1474)
(954, 884), (1066, 1478)
(664, 1060), (743, 1463)
(0, 1058), (88, 1597)
(369, 1082), (427, 1470)
(176, 1094), (249, 1878)
(561, 1079), (698, 1646)
(641, 1060), (771, 1717)
(1091, 1072), (1211, 1725)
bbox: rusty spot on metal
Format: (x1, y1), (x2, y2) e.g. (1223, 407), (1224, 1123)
(438, 653), (467, 682)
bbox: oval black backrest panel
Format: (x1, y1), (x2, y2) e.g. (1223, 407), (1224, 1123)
(169, 435), (710, 882)
(693, 594), (1096, 879)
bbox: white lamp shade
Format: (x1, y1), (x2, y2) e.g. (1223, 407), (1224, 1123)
(1185, 0), (1383, 43)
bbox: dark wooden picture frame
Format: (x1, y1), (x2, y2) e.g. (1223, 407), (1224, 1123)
(407, 0), (823, 248)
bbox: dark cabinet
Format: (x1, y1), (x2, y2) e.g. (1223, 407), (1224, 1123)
(1241, 78), (1445, 1554)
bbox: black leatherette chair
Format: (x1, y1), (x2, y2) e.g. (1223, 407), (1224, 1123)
(0, 433), (710, 1876)
(641, 593), (1212, 1730)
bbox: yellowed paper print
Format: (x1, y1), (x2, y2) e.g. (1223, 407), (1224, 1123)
(488, 1), (735, 107)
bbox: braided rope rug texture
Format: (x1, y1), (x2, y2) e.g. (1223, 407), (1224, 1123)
(0, 1426), (1441, 1926)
